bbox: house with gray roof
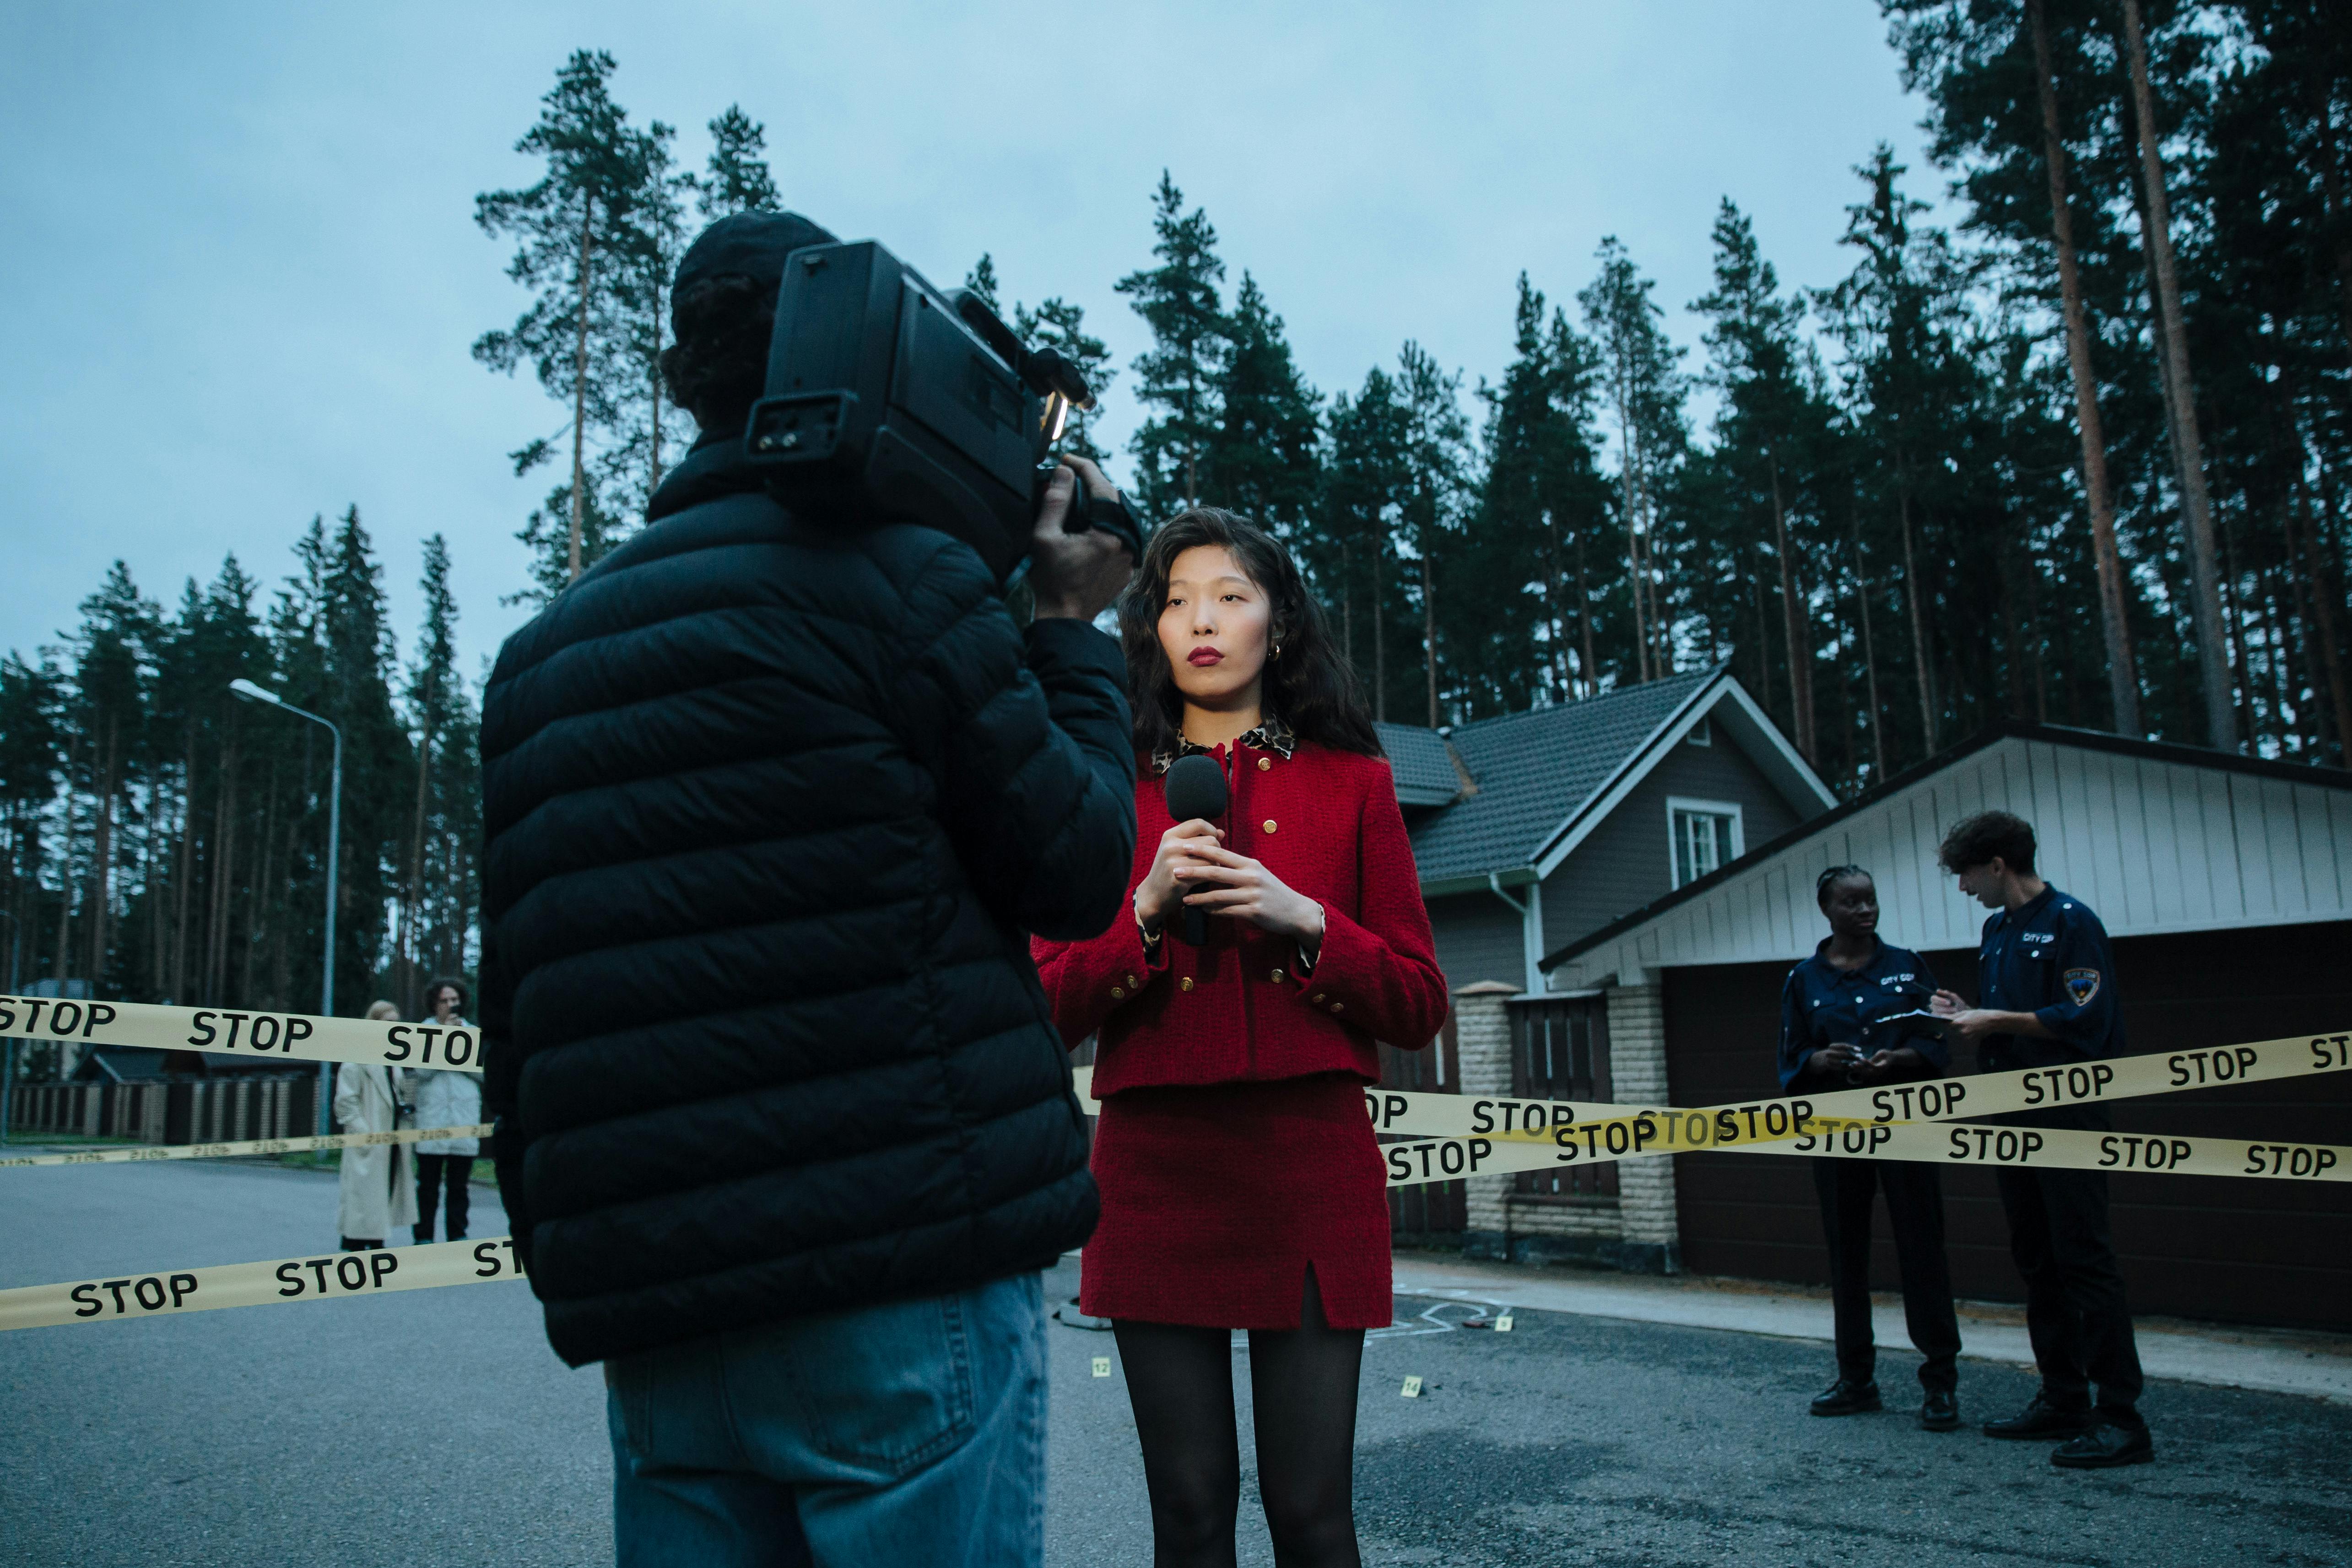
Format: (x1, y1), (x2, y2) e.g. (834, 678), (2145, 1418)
(1380, 661), (1837, 997)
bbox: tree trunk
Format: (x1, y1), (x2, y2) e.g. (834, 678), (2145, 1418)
(1576, 536), (1598, 698)
(1899, 481), (1938, 755)
(1850, 516), (1886, 780)
(172, 734), (195, 1002)
(649, 293), (665, 502)
(403, 730), (432, 1009)
(1422, 554), (1440, 728)
(208, 745), (238, 1003)
(87, 718), (117, 986)
(1371, 526), (1387, 724)
(2314, 94), (2352, 351)
(1622, 431), (1651, 682)
(2288, 467), (2352, 758)
(1339, 539), (1354, 667)
(2120, 0), (2235, 751)
(2216, 508), (2252, 745)
(569, 193), (595, 584)
(1768, 460), (1815, 758)
(2028, 0), (2141, 735)
(1541, 508), (1568, 700)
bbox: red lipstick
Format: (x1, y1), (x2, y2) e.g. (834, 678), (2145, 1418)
(1188, 647), (1224, 666)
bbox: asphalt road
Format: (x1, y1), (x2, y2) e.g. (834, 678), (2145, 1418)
(4, 1157), (2348, 1567)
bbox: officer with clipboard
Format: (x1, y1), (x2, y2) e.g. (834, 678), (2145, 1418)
(1931, 810), (2152, 1469)
(1779, 865), (1963, 1432)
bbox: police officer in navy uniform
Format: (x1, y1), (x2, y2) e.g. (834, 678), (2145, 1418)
(1930, 810), (2153, 1469)
(1780, 865), (1963, 1432)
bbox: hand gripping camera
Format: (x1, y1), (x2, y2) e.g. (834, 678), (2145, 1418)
(742, 239), (1145, 584)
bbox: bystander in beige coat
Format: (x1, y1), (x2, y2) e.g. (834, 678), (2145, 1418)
(334, 1001), (418, 1246)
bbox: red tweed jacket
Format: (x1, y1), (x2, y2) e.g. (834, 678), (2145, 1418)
(1033, 735), (1450, 1095)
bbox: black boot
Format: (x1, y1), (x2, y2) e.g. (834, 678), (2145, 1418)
(1983, 1393), (2093, 1440)
(2051, 1420), (2152, 1469)
(1810, 1378), (1882, 1417)
(1920, 1389), (1960, 1431)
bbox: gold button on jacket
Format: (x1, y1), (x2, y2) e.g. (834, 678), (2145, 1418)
(1179, 976), (1195, 992)
(1261, 819), (1277, 834)
(1270, 968), (1286, 984)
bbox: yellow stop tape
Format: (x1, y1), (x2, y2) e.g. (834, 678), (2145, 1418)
(0, 1123), (493, 1170)
(1071, 1027), (2352, 1189)
(0, 992), (483, 1074)
(0, 1236), (528, 1333)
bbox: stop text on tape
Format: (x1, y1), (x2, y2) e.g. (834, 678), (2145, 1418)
(0, 992), (484, 1075)
(1375, 1114), (2350, 1189)
(0, 1236), (528, 1333)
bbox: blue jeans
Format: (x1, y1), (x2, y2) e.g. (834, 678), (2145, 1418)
(605, 1272), (1047, 1568)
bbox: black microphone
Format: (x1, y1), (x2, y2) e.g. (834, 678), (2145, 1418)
(1161, 754), (1227, 947)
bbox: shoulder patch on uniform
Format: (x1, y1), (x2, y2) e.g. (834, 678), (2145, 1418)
(2063, 968), (2101, 1006)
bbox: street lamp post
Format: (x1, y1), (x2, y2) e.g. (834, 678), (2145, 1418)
(230, 679), (341, 1135)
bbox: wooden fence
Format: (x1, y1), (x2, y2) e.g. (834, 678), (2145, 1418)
(7, 1076), (319, 1146)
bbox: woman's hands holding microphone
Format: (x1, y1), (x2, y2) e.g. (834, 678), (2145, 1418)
(1135, 819), (1325, 948)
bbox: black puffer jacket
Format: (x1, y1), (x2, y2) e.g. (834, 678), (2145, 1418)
(479, 435), (1134, 1367)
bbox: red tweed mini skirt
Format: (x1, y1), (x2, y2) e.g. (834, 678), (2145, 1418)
(1077, 1073), (1393, 1331)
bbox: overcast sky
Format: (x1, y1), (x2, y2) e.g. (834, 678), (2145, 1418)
(0, 1), (1952, 685)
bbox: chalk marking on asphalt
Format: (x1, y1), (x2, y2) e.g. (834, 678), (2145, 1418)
(0, 1124), (494, 1170)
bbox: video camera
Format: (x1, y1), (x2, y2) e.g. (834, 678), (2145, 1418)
(743, 239), (1146, 585)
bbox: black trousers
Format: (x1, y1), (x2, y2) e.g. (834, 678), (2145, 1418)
(1811, 1157), (1961, 1394)
(413, 1153), (472, 1244)
(1993, 1163), (2145, 1421)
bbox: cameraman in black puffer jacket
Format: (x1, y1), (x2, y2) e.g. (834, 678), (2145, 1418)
(478, 213), (1136, 1568)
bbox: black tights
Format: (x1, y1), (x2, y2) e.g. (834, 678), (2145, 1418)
(1112, 1268), (1365, 1568)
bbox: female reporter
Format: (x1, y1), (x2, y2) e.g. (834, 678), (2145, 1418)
(1034, 508), (1449, 1568)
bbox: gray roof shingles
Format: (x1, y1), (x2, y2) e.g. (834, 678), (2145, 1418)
(1396, 666), (1722, 884)
(1373, 722), (1462, 803)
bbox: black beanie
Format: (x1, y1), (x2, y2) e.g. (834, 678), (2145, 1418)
(673, 211), (838, 304)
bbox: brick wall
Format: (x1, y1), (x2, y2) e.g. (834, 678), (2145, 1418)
(1606, 981), (1680, 1273)
(1452, 983), (1517, 1241)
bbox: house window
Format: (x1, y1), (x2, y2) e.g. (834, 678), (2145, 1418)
(1666, 797), (1743, 888)
(1687, 715), (1712, 747)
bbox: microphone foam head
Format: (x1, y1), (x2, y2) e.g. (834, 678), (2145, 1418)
(1162, 753), (1228, 824)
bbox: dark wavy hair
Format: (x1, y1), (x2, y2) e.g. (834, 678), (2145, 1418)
(422, 975), (470, 1017)
(1938, 810), (2037, 876)
(1116, 508), (1381, 759)
(659, 274), (774, 437)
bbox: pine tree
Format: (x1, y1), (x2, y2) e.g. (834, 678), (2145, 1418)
(1471, 275), (1614, 708)
(962, 258), (1118, 462)
(394, 535), (463, 1006)
(2117, 0), (2233, 750)
(1117, 172), (1229, 518)
(1395, 343), (1473, 728)
(1321, 369), (1410, 719)
(474, 50), (664, 591)
(696, 105), (782, 218)
(69, 563), (157, 994)
(1579, 239), (1687, 687)
(1693, 201), (1840, 760)
(962, 254), (1002, 312)
(1206, 273), (1322, 537)
(1019, 297), (1117, 464)
(1818, 147), (1983, 762)
(0, 653), (64, 994)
